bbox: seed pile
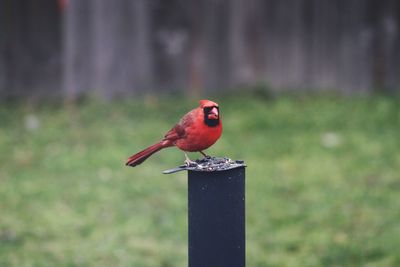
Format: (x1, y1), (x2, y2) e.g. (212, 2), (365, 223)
(163, 156), (246, 174)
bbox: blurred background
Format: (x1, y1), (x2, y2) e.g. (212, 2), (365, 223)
(1, 0), (400, 99)
(1, 0), (400, 266)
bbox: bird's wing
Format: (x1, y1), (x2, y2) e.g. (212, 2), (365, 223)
(163, 110), (195, 141)
(164, 124), (185, 141)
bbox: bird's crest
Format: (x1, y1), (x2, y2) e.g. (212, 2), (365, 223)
(199, 99), (218, 108)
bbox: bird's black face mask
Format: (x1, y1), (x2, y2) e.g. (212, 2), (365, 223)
(203, 106), (220, 127)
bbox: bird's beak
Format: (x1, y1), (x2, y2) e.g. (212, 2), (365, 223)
(208, 107), (219, 120)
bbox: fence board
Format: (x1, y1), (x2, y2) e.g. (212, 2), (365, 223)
(1, 0), (400, 100)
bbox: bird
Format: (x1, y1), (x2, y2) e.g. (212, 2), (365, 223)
(125, 99), (222, 167)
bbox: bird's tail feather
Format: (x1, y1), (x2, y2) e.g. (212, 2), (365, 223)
(125, 141), (168, 167)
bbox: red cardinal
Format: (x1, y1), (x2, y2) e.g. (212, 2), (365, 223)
(126, 99), (222, 167)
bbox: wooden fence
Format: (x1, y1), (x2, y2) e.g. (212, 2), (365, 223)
(1, 0), (399, 100)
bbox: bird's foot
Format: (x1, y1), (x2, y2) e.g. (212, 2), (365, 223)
(184, 159), (198, 167)
(184, 152), (198, 167)
(199, 151), (210, 159)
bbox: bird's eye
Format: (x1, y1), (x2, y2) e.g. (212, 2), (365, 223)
(204, 106), (219, 114)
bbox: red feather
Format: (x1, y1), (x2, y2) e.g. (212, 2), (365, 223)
(126, 100), (222, 167)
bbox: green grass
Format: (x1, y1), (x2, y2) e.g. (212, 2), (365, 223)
(0, 94), (399, 266)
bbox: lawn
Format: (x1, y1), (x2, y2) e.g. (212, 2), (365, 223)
(0, 94), (399, 266)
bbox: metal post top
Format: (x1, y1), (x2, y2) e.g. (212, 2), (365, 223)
(163, 156), (246, 174)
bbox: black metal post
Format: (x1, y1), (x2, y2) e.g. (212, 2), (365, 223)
(188, 166), (245, 267)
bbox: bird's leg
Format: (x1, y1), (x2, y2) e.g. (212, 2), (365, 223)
(199, 150), (210, 158)
(184, 152), (197, 167)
